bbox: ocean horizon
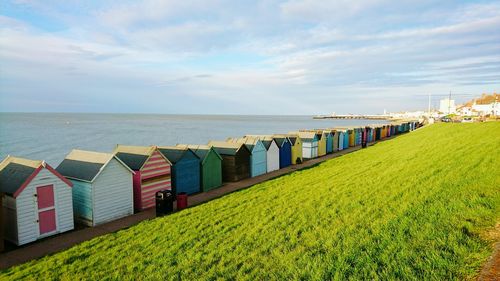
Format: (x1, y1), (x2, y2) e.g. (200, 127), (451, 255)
(0, 112), (389, 166)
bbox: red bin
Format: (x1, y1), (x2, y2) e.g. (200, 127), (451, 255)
(176, 192), (188, 210)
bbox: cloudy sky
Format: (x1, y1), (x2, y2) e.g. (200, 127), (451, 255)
(1, 0), (499, 115)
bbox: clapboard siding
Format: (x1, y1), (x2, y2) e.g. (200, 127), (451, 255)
(278, 140), (292, 169)
(325, 132), (333, 154)
(266, 141), (280, 172)
(220, 151), (250, 182)
(71, 180), (93, 223)
(317, 134), (326, 157)
(14, 168), (73, 245)
(136, 150), (171, 211)
(201, 150), (222, 191)
(141, 177), (171, 209)
(333, 132), (339, 152)
(343, 131), (350, 149)
(302, 140), (318, 159)
(289, 137), (303, 165)
(92, 158), (134, 226)
(250, 142), (267, 177)
(2, 196), (17, 244)
(171, 155), (200, 195)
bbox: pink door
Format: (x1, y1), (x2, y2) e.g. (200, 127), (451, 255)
(36, 185), (57, 235)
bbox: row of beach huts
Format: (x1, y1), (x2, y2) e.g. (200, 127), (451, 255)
(0, 121), (418, 250)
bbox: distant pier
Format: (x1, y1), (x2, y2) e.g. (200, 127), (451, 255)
(314, 114), (394, 120)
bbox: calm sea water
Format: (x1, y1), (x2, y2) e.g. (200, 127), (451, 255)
(0, 113), (388, 166)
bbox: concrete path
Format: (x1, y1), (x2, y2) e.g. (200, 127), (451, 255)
(0, 138), (389, 270)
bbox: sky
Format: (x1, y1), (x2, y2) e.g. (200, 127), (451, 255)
(0, 0), (499, 115)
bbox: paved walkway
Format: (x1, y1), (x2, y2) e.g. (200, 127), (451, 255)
(0, 138), (391, 270)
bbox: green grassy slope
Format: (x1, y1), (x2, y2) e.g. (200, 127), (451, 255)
(2, 123), (499, 280)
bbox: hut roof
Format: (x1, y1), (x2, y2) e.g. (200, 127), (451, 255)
(290, 131), (317, 141)
(226, 137), (262, 152)
(1, 156), (71, 197)
(274, 134), (299, 146)
(158, 146), (198, 164)
(243, 135), (277, 150)
(57, 149), (132, 183)
(176, 144), (222, 161)
(114, 145), (157, 170)
(208, 141), (246, 156)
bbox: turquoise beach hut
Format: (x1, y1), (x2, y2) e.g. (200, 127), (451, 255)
(343, 130), (349, 149)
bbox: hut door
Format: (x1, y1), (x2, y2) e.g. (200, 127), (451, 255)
(36, 185), (57, 235)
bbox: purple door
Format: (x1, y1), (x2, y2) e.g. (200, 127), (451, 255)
(37, 185), (56, 235)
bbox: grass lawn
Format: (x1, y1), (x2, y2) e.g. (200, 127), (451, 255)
(2, 123), (499, 280)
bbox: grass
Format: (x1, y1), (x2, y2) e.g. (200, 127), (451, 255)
(2, 123), (499, 280)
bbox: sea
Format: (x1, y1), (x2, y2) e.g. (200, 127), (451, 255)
(0, 113), (389, 166)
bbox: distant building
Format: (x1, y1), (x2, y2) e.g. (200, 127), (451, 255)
(457, 106), (477, 116)
(439, 98), (456, 114)
(471, 102), (499, 116)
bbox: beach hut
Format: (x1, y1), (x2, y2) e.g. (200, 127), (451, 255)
(302, 130), (326, 156)
(322, 131), (334, 154)
(332, 130), (339, 152)
(351, 128), (357, 146)
(57, 150), (133, 227)
(338, 128), (354, 147)
(158, 147), (200, 195)
(317, 132), (327, 156)
(337, 130), (344, 151)
(226, 138), (267, 177)
(0, 156), (74, 245)
(208, 141), (251, 182)
(343, 130), (349, 148)
(244, 135), (280, 172)
(277, 134), (303, 164)
(290, 131), (318, 159)
(177, 145), (223, 192)
(348, 129), (355, 147)
(367, 127), (374, 142)
(272, 136), (292, 168)
(375, 126), (382, 140)
(114, 145), (172, 211)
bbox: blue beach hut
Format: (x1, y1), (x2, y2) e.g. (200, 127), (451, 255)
(338, 131), (344, 151)
(343, 130), (349, 149)
(323, 131), (334, 154)
(273, 136), (292, 168)
(158, 146), (201, 195)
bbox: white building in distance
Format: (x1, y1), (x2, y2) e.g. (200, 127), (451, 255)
(472, 102), (499, 116)
(439, 98), (456, 114)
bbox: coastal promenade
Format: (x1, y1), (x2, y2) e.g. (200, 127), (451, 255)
(0, 137), (392, 270)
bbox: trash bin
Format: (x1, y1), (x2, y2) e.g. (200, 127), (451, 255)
(156, 190), (174, 216)
(176, 192), (188, 210)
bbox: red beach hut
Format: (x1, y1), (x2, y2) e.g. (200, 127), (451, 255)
(114, 145), (172, 211)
